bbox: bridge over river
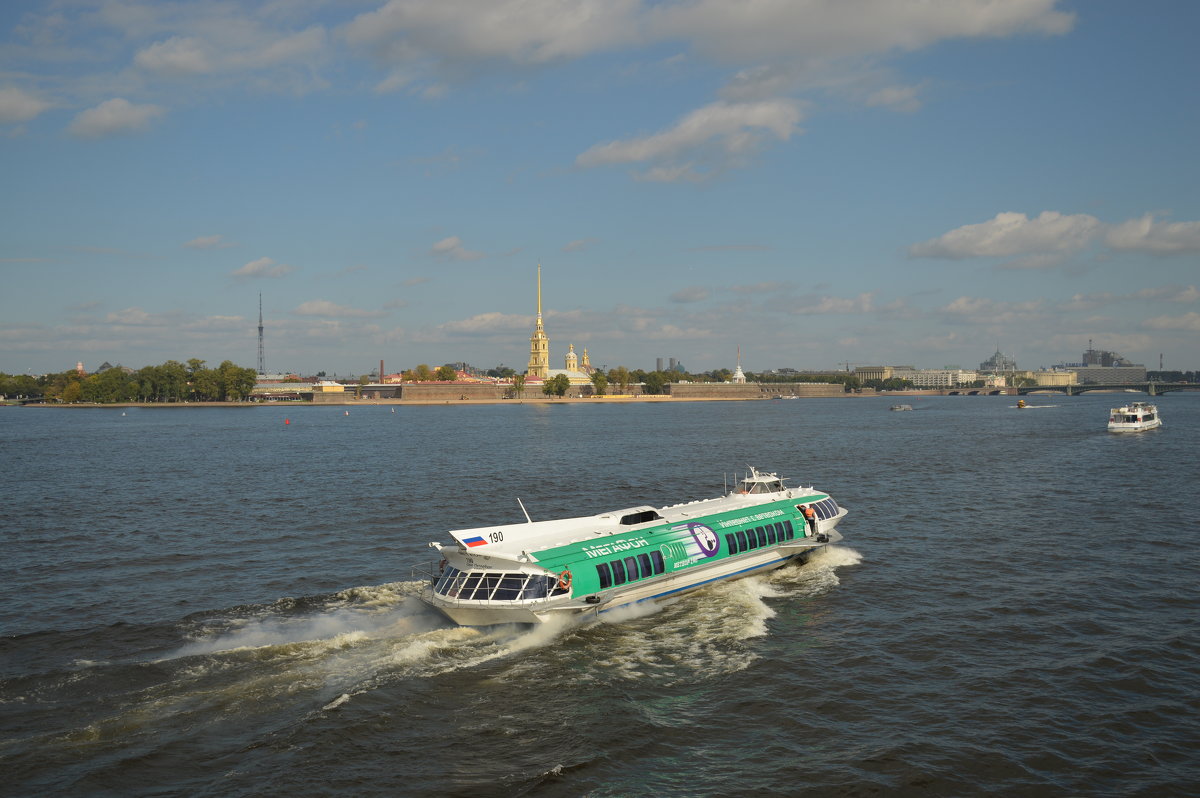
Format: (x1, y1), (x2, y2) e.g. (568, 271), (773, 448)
(1016, 382), (1196, 396)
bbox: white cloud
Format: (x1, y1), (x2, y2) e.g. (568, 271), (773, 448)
(670, 286), (710, 303)
(647, 0), (1074, 64)
(792, 293), (875, 315)
(184, 234), (233, 250)
(576, 99), (803, 180)
(135, 36), (213, 75)
(294, 300), (386, 318)
(910, 211), (1103, 258)
(865, 83), (922, 113)
(1136, 285), (1200, 303)
(730, 282), (786, 294)
(438, 312), (532, 335)
(232, 257), (294, 279)
(430, 236), (484, 260)
(68, 98), (166, 139)
(0, 86), (52, 123)
(1104, 214), (1200, 255)
(562, 238), (597, 252)
(939, 296), (1045, 324)
(341, 0), (639, 70)
(131, 22), (328, 87)
(105, 307), (161, 326)
(1142, 312), (1200, 332)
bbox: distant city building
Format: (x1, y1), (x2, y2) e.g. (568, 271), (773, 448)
(1031, 370), (1078, 387)
(1053, 343), (1145, 384)
(909, 368), (979, 388)
(979, 348), (1018, 372)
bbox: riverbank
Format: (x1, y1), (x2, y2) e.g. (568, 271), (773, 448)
(14, 389), (1014, 408)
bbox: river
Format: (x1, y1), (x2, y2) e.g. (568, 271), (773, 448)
(2, 394), (1197, 796)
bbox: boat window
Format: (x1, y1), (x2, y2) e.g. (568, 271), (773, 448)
(768, 524), (779, 544)
(650, 550), (665, 574)
(493, 574), (526, 601)
(637, 553), (652, 578)
(624, 556), (640, 581)
(520, 575), (552, 599)
(783, 519), (794, 539)
(755, 527), (768, 547)
(458, 572), (484, 599)
(596, 563), (612, 589)
(477, 572), (502, 600)
(434, 566), (460, 595)
(725, 533), (739, 554)
(620, 510), (663, 525)
(611, 559), (627, 585)
(736, 530), (749, 550)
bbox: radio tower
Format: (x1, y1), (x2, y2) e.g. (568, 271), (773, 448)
(257, 293), (265, 375)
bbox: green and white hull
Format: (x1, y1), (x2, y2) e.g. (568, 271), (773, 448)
(419, 468), (848, 626)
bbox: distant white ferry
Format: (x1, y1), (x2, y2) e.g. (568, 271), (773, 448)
(1107, 401), (1162, 433)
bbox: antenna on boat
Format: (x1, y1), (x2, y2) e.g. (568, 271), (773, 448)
(517, 497), (533, 523)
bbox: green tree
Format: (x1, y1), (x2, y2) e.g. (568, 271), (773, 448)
(551, 373), (571, 396)
(643, 371), (668, 395)
(435, 365), (458, 381)
(61, 380), (83, 403)
(160, 360), (189, 401)
(590, 371), (607, 396)
(512, 374), (526, 398)
(607, 366), (631, 393)
(192, 367), (222, 400)
(220, 361), (257, 400)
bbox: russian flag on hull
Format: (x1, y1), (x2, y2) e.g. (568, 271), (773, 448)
(463, 536), (488, 547)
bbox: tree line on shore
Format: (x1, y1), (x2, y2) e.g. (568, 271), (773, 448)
(1, 360), (258, 403)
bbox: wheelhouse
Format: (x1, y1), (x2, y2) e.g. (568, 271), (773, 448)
(432, 568), (570, 603)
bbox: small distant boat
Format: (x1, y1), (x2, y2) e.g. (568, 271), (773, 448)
(1016, 399), (1027, 409)
(889, 404), (913, 411)
(1108, 401), (1161, 433)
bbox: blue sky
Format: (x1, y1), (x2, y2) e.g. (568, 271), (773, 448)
(2, 0), (1198, 377)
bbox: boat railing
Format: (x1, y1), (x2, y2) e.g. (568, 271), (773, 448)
(411, 560), (441, 584)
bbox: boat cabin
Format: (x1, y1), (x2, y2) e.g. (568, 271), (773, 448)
(735, 468), (786, 495)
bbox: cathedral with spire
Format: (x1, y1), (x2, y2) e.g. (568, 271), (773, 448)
(526, 264), (594, 384)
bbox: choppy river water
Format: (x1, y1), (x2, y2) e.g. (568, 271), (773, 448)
(2, 394), (1197, 796)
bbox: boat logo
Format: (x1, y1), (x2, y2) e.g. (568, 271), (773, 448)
(679, 522), (720, 558)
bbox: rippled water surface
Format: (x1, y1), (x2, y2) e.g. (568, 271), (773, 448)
(2, 395), (1198, 796)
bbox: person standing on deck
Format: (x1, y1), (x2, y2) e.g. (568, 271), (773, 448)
(801, 504), (817, 536)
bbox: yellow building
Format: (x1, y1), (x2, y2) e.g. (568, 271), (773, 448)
(1032, 370), (1078, 387)
(311, 380), (345, 394)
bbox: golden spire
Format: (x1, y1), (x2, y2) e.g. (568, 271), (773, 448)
(527, 262), (550, 378)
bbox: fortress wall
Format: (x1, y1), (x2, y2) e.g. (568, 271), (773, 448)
(667, 382), (844, 399)
(398, 383), (509, 401)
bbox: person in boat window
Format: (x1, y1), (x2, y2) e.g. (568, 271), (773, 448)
(800, 504), (817, 536)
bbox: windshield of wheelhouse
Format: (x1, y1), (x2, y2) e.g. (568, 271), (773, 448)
(434, 568), (567, 601)
(739, 480), (783, 494)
